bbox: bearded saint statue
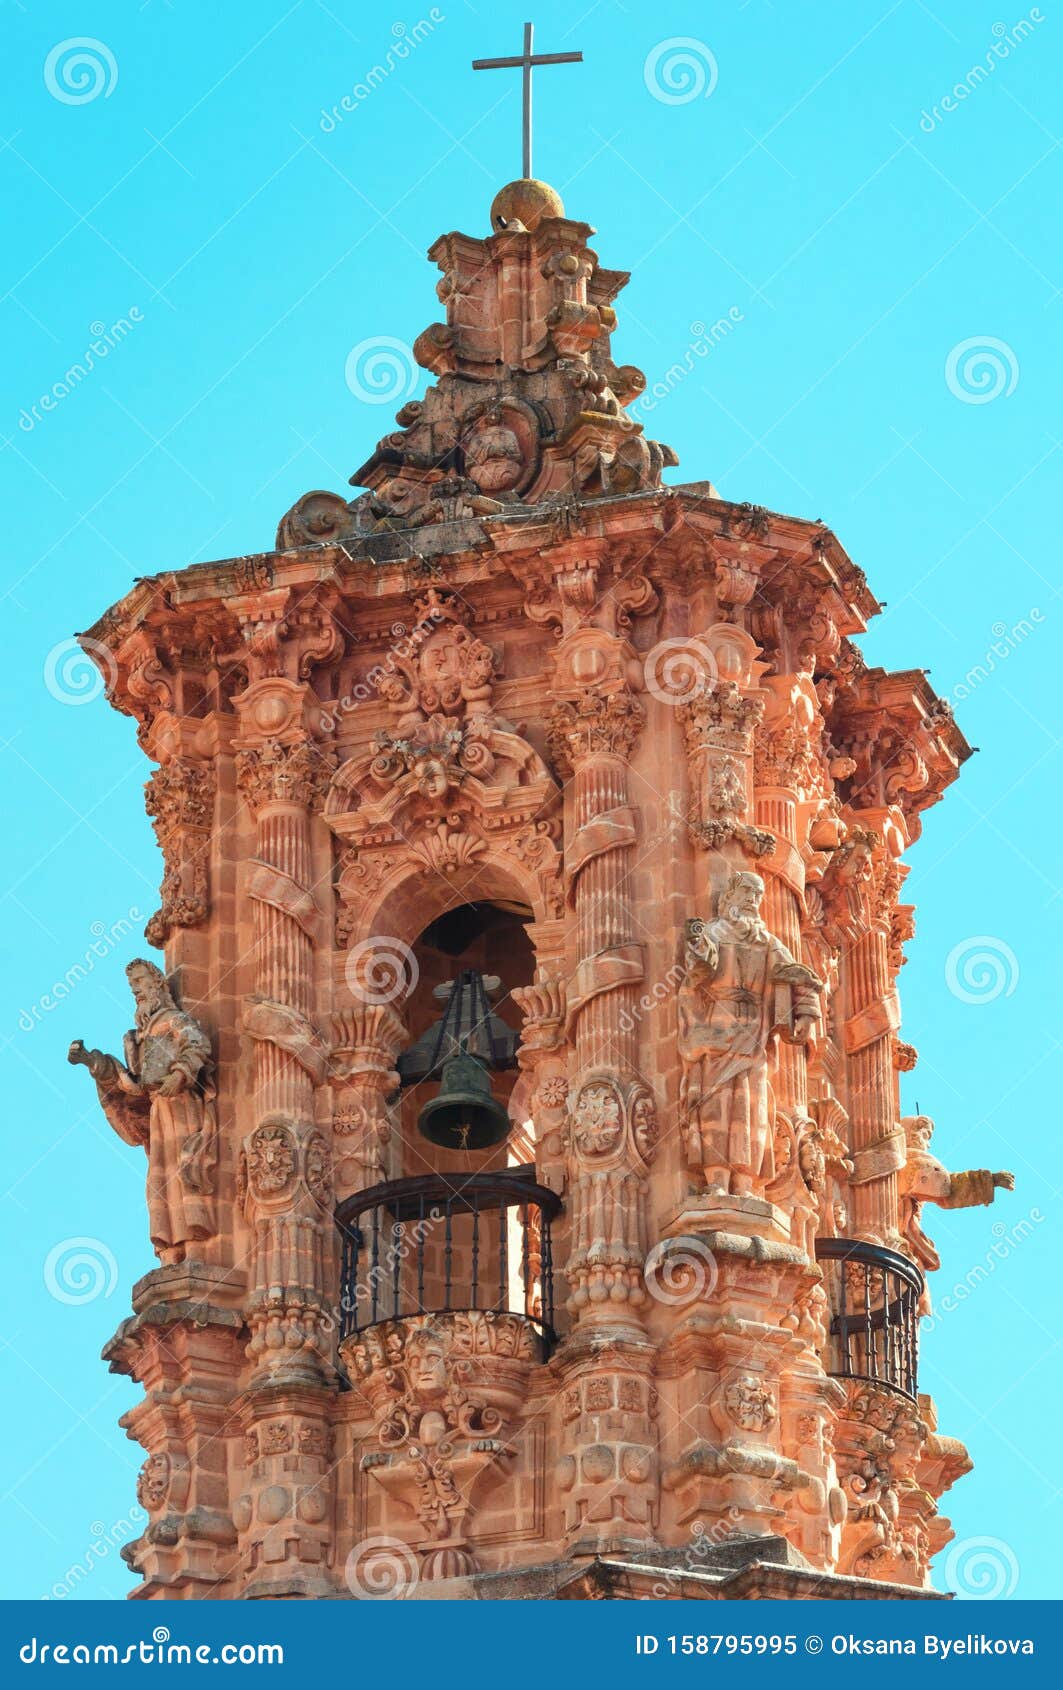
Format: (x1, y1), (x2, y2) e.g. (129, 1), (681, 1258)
(677, 872), (823, 1197)
(68, 959), (217, 1264)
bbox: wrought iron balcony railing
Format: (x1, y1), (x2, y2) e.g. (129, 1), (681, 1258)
(336, 1168), (561, 1349)
(815, 1237), (924, 1401)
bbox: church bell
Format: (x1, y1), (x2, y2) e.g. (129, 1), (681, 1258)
(416, 1048), (512, 1151)
(401, 967), (517, 1152)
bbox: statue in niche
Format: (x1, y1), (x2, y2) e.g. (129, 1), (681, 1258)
(677, 872), (823, 1197)
(68, 959), (217, 1264)
(898, 1115), (1013, 1293)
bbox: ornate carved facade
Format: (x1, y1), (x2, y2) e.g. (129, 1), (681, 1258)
(68, 177), (1010, 1601)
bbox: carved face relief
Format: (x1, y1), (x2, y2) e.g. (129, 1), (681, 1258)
(405, 1327), (450, 1399)
(304, 1131), (331, 1207)
(630, 1090), (659, 1163)
(463, 422), (524, 493)
(247, 1122), (296, 1196)
(721, 1376), (777, 1435)
(136, 1452), (171, 1512)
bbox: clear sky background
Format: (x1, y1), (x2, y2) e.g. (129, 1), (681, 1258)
(1, 0), (1059, 1601)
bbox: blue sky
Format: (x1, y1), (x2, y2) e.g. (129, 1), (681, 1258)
(1, 0), (1060, 1601)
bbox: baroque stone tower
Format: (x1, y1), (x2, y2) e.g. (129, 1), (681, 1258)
(70, 176), (1012, 1601)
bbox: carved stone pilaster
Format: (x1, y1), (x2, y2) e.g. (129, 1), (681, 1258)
(143, 758), (216, 949)
(329, 1002), (406, 1200)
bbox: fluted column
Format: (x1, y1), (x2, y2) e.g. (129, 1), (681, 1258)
(232, 722), (336, 1595)
(547, 672), (659, 1551)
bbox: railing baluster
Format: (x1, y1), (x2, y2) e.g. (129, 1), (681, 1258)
(541, 1204), (554, 1342)
(471, 1195), (480, 1310)
(498, 1192), (508, 1313)
(371, 1205), (381, 1327)
(417, 1194), (426, 1314)
(520, 1203), (531, 1317)
(392, 1219), (402, 1319)
(444, 1198), (453, 1313)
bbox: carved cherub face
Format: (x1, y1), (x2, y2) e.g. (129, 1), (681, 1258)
(464, 423), (523, 492)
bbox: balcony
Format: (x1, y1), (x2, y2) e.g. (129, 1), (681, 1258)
(336, 1167), (561, 1350)
(815, 1238), (924, 1400)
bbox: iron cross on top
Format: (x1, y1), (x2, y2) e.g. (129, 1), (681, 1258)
(472, 22), (583, 181)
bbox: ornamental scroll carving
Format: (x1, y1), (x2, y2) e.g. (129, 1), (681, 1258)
(565, 1075), (658, 1314)
(343, 1312), (537, 1582)
(143, 759), (215, 948)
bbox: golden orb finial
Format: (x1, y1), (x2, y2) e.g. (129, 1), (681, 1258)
(490, 179), (565, 233)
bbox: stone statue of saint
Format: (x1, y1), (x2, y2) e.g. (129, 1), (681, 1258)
(678, 872), (823, 1197)
(68, 959), (217, 1264)
(898, 1114), (1013, 1280)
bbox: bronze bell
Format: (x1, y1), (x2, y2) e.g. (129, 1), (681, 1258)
(416, 1048), (511, 1151)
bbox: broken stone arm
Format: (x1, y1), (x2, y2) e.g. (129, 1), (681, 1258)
(67, 1040), (150, 1148)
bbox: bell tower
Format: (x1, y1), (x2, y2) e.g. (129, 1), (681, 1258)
(69, 172), (1011, 1601)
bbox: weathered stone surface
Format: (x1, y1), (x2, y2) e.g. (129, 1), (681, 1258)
(67, 178), (1002, 1601)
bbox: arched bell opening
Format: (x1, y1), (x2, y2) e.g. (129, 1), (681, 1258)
(336, 864), (562, 1349)
(396, 898), (536, 1178)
